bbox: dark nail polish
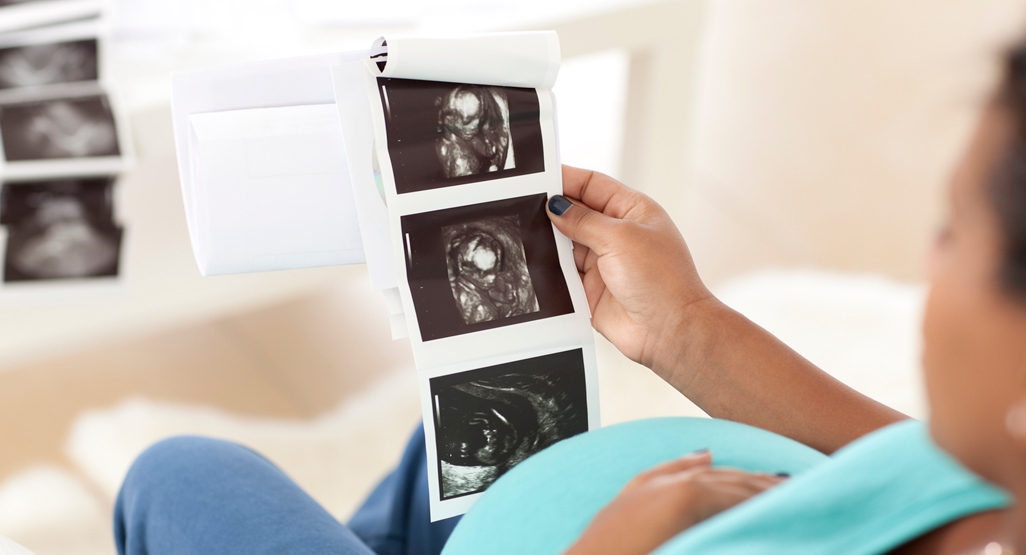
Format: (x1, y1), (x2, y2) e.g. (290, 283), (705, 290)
(775, 472), (791, 478)
(548, 195), (572, 215)
(692, 448), (710, 454)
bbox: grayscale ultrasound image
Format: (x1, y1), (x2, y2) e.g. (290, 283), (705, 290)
(0, 94), (119, 161)
(1, 178), (121, 282)
(377, 78), (543, 194)
(0, 39), (98, 89)
(443, 215), (540, 325)
(436, 85), (513, 178)
(401, 194), (574, 341)
(431, 349), (588, 500)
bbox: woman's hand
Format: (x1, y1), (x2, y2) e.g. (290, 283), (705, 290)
(549, 166), (905, 453)
(547, 166), (712, 373)
(563, 451), (785, 555)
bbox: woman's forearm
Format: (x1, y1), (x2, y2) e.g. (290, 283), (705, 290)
(652, 297), (908, 454)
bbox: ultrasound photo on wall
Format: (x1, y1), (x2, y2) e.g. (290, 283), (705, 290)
(377, 77), (545, 194)
(0, 93), (119, 162)
(0, 39), (98, 89)
(1, 178), (121, 282)
(401, 193), (573, 341)
(430, 348), (588, 500)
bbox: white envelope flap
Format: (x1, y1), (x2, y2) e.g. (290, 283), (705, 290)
(188, 103), (365, 275)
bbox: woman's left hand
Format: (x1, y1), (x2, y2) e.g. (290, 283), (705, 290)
(563, 451), (786, 555)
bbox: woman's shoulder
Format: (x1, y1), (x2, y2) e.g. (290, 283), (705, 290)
(887, 510), (1008, 555)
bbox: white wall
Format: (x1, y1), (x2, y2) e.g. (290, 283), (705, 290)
(683, 0), (1026, 285)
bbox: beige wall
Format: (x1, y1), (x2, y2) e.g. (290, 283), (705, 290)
(681, 0), (1026, 285)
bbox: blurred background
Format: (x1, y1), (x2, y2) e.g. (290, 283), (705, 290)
(0, 0), (1024, 553)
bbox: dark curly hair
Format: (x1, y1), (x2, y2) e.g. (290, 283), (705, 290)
(990, 43), (1026, 297)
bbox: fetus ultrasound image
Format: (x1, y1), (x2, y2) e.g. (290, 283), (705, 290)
(436, 85), (513, 178)
(1, 178), (121, 282)
(443, 215), (540, 325)
(377, 78), (544, 194)
(0, 39), (97, 89)
(401, 193), (573, 341)
(0, 94), (119, 161)
(430, 348), (588, 500)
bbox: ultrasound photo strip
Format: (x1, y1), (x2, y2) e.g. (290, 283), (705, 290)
(0, 86), (128, 179)
(0, 177), (122, 282)
(0, 92), (118, 161)
(366, 60), (591, 368)
(358, 47), (599, 520)
(0, 37), (98, 90)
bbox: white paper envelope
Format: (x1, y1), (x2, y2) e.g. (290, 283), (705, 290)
(188, 104), (364, 275)
(171, 50), (369, 276)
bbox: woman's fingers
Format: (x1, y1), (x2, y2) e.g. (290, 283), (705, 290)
(547, 194), (620, 256)
(622, 451), (712, 493)
(646, 464), (787, 496)
(691, 469), (785, 492)
(572, 240), (589, 272)
(635, 451), (713, 481)
(561, 165), (619, 213)
(560, 165), (645, 219)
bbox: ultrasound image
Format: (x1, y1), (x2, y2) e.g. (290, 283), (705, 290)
(0, 94), (119, 161)
(1, 178), (121, 282)
(377, 78), (543, 194)
(431, 349), (588, 499)
(436, 86), (514, 178)
(443, 215), (539, 325)
(401, 194), (574, 341)
(0, 39), (97, 89)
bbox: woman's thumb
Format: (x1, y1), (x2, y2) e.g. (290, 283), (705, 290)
(546, 194), (616, 255)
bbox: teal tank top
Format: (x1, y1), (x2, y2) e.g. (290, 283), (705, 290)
(443, 418), (1010, 555)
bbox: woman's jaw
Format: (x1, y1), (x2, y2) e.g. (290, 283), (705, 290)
(923, 102), (1026, 547)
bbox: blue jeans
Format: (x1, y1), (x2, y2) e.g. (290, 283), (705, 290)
(114, 426), (461, 555)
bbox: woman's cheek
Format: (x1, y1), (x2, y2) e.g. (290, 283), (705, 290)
(923, 265), (983, 469)
(923, 254), (1014, 482)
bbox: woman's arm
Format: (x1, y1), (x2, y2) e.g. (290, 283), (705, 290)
(548, 166), (907, 453)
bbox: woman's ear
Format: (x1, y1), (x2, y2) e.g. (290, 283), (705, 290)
(1004, 396), (1026, 449)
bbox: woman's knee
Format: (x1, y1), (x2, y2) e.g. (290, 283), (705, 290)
(120, 435), (258, 498)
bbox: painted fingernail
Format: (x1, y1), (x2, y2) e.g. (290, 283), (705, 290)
(691, 448), (710, 455)
(775, 473), (791, 478)
(548, 195), (572, 215)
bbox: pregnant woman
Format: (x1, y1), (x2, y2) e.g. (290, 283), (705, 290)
(112, 34), (1026, 555)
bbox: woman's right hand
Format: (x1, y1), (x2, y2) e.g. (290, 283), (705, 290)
(546, 166), (713, 375)
(563, 451), (785, 555)
(549, 166), (905, 454)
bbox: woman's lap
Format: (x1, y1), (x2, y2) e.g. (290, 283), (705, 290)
(114, 426), (460, 555)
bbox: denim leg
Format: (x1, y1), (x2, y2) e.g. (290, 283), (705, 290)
(114, 436), (375, 555)
(349, 425), (461, 555)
